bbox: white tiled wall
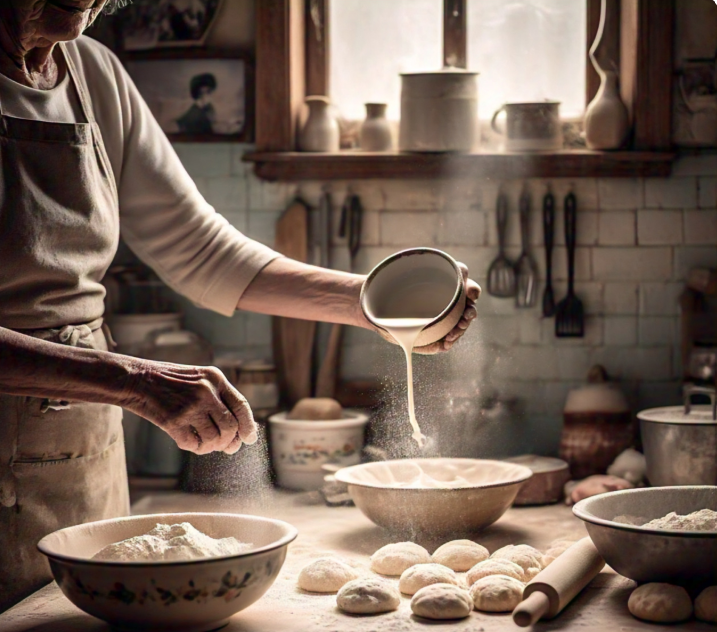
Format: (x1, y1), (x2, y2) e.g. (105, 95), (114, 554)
(171, 143), (717, 454)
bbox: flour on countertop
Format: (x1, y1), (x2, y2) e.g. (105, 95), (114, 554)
(93, 522), (252, 562)
(642, 509), (717, 531)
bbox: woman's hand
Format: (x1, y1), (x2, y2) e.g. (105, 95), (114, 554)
(122, 362), (257, 455)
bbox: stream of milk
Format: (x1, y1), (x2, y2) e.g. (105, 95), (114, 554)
(373, 317), (433, 447)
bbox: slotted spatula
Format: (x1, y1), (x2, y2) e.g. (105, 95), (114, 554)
(555, 192), (584, 337)
(487, 191), (516, 298)
(515, 186), (538, 308)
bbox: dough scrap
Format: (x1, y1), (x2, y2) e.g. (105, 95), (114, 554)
(297, 557), (359, 593)
(491, 544), (543, 577)
(432, 540), (489, 572)
(370, 542), (431, 576)
(628, 583), (693, 624)
(336, 577), (401, 614)
(542, 539), (578, 566)
(399, 563), (460, 596)
(466, 558), (525, 585)
(469, 574), (525, 612)
(411, 583), (473, 620)
(695, 586), (717, 623)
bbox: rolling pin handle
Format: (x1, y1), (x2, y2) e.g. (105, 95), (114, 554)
(513, 591), (550, 628)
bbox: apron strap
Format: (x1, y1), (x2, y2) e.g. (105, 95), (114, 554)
(59, 42), (95, 125)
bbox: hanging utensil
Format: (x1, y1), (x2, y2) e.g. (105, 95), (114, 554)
(515, 185), (538, 308)
(487, 190), (516, 298)
(339, 193), (363, 267)
(542, 188), (556, 317)
(555, 192), (584, 337)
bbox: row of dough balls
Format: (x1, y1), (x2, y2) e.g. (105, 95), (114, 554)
(298, 537), (577, 618)
(628, 583), (717, 625)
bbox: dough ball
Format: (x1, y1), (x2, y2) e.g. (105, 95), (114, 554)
(399, 563), (460, 596)
(336, 577), (401, 615)
(370, 542), (431, 576)
(628, 583), (693, 624)
(469, 575), (525, 612)
(491, 544), (543, 576)
(542, 538), (578, 566)
(411, 583), (473, 620)
(695, 586), (717, 623)
(297, 557), (358, 593)
(288, 397), (342, 420)
(432, 540), (489, 572)
(466, 559), (525, 585)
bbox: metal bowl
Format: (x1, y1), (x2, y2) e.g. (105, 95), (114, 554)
(334, 458), (532, 537)
(573, 486), (717, 584)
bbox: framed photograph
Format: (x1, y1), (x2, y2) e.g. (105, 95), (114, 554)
(124, 50), (254, 143)
(120, 0), (223, 52)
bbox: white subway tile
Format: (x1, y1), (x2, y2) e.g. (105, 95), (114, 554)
(604, 283), (639, 314)
(673, 246), (717, 280)
(437, 209), (487, 246)
(511, 346), (560, 381)
(479, 292), (523, 316)
(444, 246), (496, 282)
(637, 380), (683, 410)
(684, 209), (717, 245)
(592, 247), (672, 281)
(476, 315), (520, 346)
(173, 143), (232, 178)
(439, 179), (483, 210)
(637, 210), (683, 245)
(556, 347), (592, 380)
(380, 212), (439, 246)
(604, 316), (638, 346)
(590, 347), (672, 381)
(598, 211), (636, 246)
(639, 282), (683, 316)
(639, 316), (677, 347)
(550, 178), (600, 210)
(205, 177), (249, 211)
(229, 143), (256, 177)
(247, 211), (281, 247)
(534, 246), (591, 282)
(330, 208), (380, 247)
(518, 311), (545, 344)
(383, 181), (440, 211)
(644, 177), (697, 209)
(245, 313), (272, 346)
(352, 246), (402, 275)
(598, 178), (642, 209)
(220, 210), (248, 233)
(547, 210), (599, 247)
(699, 177), (717, 209)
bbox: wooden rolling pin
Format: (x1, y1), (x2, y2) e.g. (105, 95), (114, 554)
(512, 537), (605, 627)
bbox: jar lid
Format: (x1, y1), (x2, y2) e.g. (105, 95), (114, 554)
(638, 405), (717, 425)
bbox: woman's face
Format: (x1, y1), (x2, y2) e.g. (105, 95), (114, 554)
(4, 1), (109, 46)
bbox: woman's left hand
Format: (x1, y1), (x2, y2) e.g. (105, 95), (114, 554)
(414, 263), (480, 355)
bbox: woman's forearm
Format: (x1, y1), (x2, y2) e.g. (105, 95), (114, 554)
(238, 258), (375, 329)
(0, 326), (135, 405)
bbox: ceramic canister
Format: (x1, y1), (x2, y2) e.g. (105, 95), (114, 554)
(360, 248), (466, 348)
(399, 68), (479, 152)
(491, 101), (562, 152)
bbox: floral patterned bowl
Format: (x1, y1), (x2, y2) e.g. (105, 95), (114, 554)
(37, 512), (297, 632)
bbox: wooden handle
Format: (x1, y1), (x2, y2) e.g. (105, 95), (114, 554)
(513, 538), (605, 624)
(513, 591), (550, 627)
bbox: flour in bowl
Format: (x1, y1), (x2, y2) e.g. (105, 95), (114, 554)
(642, 509), (717, 531)
(93, 522), (252, 562)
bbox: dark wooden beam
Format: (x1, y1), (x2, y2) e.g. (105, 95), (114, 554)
(443, 0), (467, 68)
(305, 0), (329, 96)
(256, 0), (306, 151)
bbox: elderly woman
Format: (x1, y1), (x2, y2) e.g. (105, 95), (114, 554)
(0, 0), (480, 611)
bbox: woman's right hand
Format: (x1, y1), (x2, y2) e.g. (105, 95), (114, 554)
(121, 361), (257, 455)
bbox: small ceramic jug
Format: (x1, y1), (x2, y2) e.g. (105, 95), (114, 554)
(299, 96), (340, 152)
(360, 103), (393, 151)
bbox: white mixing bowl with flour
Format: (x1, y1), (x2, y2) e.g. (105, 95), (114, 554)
(37, 512), (297, 632)
(335, 458), (532, 536)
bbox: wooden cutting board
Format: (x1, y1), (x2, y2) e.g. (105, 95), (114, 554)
(272, 199), (316, 406)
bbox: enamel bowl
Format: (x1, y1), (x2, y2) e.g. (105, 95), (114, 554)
(335, 458), (532, 536)
(38, 512), (297, 632)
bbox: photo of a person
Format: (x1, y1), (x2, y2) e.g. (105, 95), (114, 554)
(176, 73), (217, 134)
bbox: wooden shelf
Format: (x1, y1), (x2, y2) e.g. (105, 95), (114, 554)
(244, 150), (675, 181)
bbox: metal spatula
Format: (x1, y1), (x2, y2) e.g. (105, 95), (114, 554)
(487, 191), (516, 298)
(555, 192), (584, 337)
(542, 189), (556, 317)
(515, 187), (538, 308)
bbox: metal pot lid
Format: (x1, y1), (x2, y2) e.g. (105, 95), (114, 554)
(638, 405), (717, 425)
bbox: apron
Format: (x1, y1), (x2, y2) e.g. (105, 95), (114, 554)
(0, 43), (129, 612)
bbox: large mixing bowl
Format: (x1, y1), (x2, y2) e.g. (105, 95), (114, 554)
(573, 486), (717, 584)
(334, 458), (532, 536)
(38, 512), (297, 632)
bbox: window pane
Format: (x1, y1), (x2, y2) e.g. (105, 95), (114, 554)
(330, 0), (443, 121)
(468, 0), (587, 119)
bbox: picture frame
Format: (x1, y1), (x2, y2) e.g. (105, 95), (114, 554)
(119, 0), (224, 52)
(123, 49), (254, 143)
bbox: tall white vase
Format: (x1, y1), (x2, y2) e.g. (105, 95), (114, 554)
(584, 0), (630, 150)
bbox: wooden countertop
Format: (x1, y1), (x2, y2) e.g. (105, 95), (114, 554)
(1, 490), (712, 632)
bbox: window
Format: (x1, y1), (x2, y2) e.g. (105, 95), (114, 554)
(329, 0), (586, 122)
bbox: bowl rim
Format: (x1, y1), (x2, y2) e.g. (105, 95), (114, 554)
(334, 458), (533, 491)
(573, 486), (717, 538)
(268, 409), (369, 427)
(37, 512), (299, 567)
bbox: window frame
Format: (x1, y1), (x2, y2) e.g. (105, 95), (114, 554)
(251, 0), (675, 179)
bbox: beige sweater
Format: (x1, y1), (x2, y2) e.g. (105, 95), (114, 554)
(0, 36), (278, 327)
